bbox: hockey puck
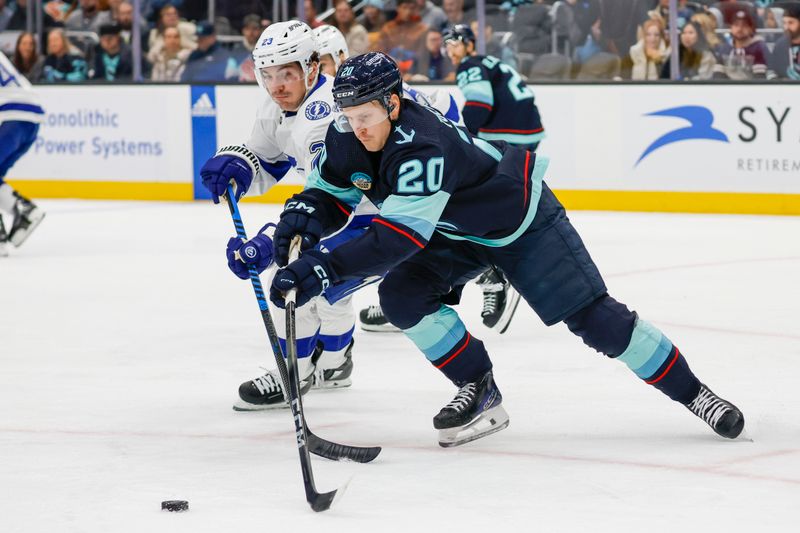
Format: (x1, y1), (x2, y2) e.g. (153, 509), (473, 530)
(161, 500), (189, 512)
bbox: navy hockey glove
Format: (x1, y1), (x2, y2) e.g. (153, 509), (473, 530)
(200, 145), (261, 204)
(270, 249), (333, 308)
(226, 232), (275, 280)
(273, 195), (325, 267)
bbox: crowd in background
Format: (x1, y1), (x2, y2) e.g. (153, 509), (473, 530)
(1, 0), (799, 82)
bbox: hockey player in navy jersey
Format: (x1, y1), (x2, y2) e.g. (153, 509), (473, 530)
(0, 53), (46, 257)
(245, 52), (745, 447)
(444, 23), (550, 331)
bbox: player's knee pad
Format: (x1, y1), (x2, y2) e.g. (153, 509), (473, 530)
(563, 294), (637, 357)
(378, 270), (437, 330)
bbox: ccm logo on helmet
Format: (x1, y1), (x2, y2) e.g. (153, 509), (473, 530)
(335, 90), (355, 98)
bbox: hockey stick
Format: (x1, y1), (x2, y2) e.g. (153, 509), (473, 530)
(285, 236), (344, 512)
(224, 187), (381, 465)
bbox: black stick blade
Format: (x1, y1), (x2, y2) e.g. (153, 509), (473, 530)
(309, 489), (338, 513)
(308, 432), (382, 463)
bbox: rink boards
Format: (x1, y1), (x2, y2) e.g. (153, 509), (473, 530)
(7, 83), (800, 215)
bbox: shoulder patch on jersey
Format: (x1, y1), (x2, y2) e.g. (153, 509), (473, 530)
(305, 101), (332, 121)
(350, 172), (373, 191)
(394, 125), (415, 145)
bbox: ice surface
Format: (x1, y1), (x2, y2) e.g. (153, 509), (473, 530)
(1, 201), (798, 532)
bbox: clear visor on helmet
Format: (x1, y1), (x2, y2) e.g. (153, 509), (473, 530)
(257, 65), (304, 91)
(334, 102), (390, 132)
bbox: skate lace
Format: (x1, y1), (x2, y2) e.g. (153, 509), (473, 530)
(688, 387), (729, 428)
(445, 383), (477, 413)
(482, 292), (498, 316)
(252, 372), (282, 395)
(365, 305), (384, 320)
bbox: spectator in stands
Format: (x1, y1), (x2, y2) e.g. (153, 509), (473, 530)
(150, 26), (190, 81)
(65, 0), (113, 33)
(417, 0), (447, 31)
(114, 1), (146, 49)
(371, 0), (429, 76)
(43, 28), (88, 82)
(12, 32), (45, 82)
(333, 0), (369, 55)
(630, 18), (669, 80)
(231, 14), (262, 82)
(413, 29), (454, 80)
(691, 11), (726, 61)
(769, 2), (800, 79)
(660, 20), (717, 79)
(3, 0), (30, 30)
(511, 0), (553, 57)
(301, 0), (324, 28)
(358, 0), (387, 34)
(147, 3), (196, 62)
(442, 0), (473, 29)
(553, 0), (602, 58)
(90, 22), (133, 81)
(0, 0), (13, 32)
(719, 9), (772, 79)
(181, 21), (238, 82)
(653, 0), (699, 30)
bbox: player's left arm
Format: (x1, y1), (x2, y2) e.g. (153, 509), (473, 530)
(457, 61), (493, 135)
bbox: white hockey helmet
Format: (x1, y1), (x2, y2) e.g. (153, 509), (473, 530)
(313, 25), (349, 70)
(252, 21), (319, 90)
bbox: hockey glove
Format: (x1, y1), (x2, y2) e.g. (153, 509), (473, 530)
(200, 145), (260, 204)
(273, 194), (325, 267)
(226, 231), (275, 280)
(270, 249), (334, 308)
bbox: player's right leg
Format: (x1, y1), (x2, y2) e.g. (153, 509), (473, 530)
(379, 240), (509, 447)
(0, 121), (45, 249)
(495, 182), (744, 439)
(234, 270), (323, 411)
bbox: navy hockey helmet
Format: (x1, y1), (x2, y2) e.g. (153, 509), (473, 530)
(332, 52), (402, 111)
(442, 24), (476, 47)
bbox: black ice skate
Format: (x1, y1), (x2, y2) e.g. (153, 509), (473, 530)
(434, 371), (510, 447)
(233, 341), (355, 410)
(359, 305), (400, 332)
(310, 339), (355, 389)
(0, 215), (9, 257)
(8, 192), (45, 247)
(685, 383), (745, 439)
(477, 268), (520, 334)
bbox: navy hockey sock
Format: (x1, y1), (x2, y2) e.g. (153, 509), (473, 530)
(403, 305), (492, 385)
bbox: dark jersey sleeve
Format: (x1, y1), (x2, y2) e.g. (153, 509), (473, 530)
(456, 58), (494, 135)
(326, 142), (453, 280)
(299, 128), (366, 236)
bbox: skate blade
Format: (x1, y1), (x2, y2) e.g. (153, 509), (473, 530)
(360, 323), (402, 333)
(232, 399), (289, 411)
(312, 377), (353, 390)
(438, 405), (510, 448)
(10, 209), (45, 247)
(495, 288), (521, 334)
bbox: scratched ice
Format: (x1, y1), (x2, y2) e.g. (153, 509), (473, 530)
(1, 201), (797, 532)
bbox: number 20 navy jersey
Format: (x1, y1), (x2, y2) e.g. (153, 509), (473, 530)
(456, 55), (544, 148)
(299, 98), (547, 282)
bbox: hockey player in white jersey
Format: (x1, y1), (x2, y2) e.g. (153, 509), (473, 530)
(311, 24), (520, 335)
(0, 53), (46, 257)
(200, 21), (364, 410)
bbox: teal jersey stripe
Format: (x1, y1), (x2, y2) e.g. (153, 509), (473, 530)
(403, 305), (466, 361)
(305, 148), (364, 209)
(462, 80), (494, 106)
(617, 319), (674, 379)
(437, 156), (548, 247)
(473, 138), (502, 161)
(380, 191), (451, 241)
(478, 131), (547, 145)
